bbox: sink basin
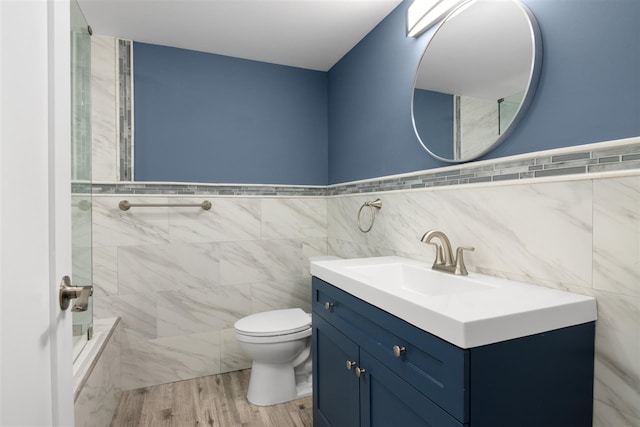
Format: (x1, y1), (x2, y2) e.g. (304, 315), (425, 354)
(344, 262), (495, 297)
(310, 256), (597, 348)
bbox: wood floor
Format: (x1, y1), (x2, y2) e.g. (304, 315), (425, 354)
(110, 369), (313, 427)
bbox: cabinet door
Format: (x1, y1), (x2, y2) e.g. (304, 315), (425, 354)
(313, 314), (360, 427)
(359, 351), (464, 427)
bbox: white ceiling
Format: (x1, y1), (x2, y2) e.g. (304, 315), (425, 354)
(76, 0), (403, 71)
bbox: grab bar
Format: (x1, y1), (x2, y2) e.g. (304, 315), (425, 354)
(119, 200), (212, 211)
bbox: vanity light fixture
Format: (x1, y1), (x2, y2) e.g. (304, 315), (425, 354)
(407, 0), (467, 37)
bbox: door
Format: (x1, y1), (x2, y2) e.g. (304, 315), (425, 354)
(0, 0), (74, 426)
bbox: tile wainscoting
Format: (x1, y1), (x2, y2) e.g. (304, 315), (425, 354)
(91, 195), (328, 390)
(89, 167), (639, 426)
(326, 172), (639, 427)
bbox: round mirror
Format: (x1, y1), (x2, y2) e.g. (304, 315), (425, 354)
(411, 0), (542, 162)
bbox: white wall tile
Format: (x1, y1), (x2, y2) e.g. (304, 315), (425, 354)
(262, 198), (327, 239)
(220, 239), (302, 285)
(157, 285), (251, 337)
(593, 400), (640, 427)
(594, 323), (640, 421)
(328, 195), (387, 250)
(120, 330), (221, 390)
(593, 176), (640, 297)
(169, 197), (261, 243)
(92, 246), (118, 297)
(90, 35), (118, 182)
(93, 196), (169, 248)
(327, 237), (394, 259)
(118, 241), (219, 295)
(220, 328), (251, 374)
(302, 237), (329, 278)
(375, 191), (440, 256)
(432, 181), (593, 287)
(252, 278), (312, 314)
(325, 176), (637, 426)
(95, 294), (157, 339)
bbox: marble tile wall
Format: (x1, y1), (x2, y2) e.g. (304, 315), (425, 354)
(91, 195), (328, 390)
(91, 35), (118, 182)
(74, 319), (122, 427)
(327, 173), (640, 427)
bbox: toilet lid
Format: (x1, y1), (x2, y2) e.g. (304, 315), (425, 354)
(234, 308), (311, 337)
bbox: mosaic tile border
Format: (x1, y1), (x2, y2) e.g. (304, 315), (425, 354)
(90, 140), (639, 197)
(118, 39), (133, 181)
(328, 139), (640, 196)
(90, 182), (328, 197)
(72, 182), (93, 194)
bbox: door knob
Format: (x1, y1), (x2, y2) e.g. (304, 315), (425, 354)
(346, 360), (357, 370)
(355, 367), (366, 378)
(324, 302), (334, 311)
(59, 276), (93, 311)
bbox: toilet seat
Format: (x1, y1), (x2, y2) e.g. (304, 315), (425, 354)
(234, 308), (311, 337)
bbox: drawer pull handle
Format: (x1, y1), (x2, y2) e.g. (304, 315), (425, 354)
(392, 345), (406, 358)
(355, 367), (366, 378)
(346, 360), (357, 370)
(324, 302), (334, 311)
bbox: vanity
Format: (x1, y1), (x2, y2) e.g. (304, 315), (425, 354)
(310, 257), (597, 427)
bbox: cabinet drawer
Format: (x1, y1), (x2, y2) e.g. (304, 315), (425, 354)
(313, 277), (469, 423)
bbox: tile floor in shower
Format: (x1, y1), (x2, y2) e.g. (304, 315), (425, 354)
(110, 369), (312, 427)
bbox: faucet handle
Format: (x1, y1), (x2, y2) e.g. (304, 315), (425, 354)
(454, 246), (475, 276)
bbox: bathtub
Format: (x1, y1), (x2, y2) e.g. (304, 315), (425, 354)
(73, 317), (122, 427)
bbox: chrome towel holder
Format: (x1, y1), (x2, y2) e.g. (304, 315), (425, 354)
(357, 198), (382, 233)
(119, 200), (212, 211)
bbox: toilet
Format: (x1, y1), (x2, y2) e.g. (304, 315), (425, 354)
(234, 256), (341, 406)
(234, 308), (313, 406)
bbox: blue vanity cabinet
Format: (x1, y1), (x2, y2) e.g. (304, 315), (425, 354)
(312, 276), (595, 427)
(313, 313), (462, 427)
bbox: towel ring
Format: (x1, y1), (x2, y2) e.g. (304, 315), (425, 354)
(357, 199), (383, 233)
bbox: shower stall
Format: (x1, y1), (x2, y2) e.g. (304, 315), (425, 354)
(70, 0), (93, 362)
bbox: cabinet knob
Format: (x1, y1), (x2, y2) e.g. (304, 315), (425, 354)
(355, 367), (366, 378)
(324, 302), (334, 311)
(346, 360), (357, 370)
(392, 345), (406, 358)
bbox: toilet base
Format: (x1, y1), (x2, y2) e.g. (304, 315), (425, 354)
(247, 361), (312, 406)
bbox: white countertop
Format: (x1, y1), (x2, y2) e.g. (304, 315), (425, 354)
(310, 256), (597, 348)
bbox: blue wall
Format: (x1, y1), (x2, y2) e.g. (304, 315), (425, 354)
(133, 0), (639, 186)
(133, 43), (328, 185)
(328, 0), (640, 183)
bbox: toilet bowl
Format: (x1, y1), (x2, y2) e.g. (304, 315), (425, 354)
(234, 308), (312, 406)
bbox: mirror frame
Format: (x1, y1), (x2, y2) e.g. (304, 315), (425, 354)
(411, 0), (543, 163)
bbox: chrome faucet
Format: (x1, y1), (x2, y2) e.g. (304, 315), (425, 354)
(420, 230), (474, 276)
